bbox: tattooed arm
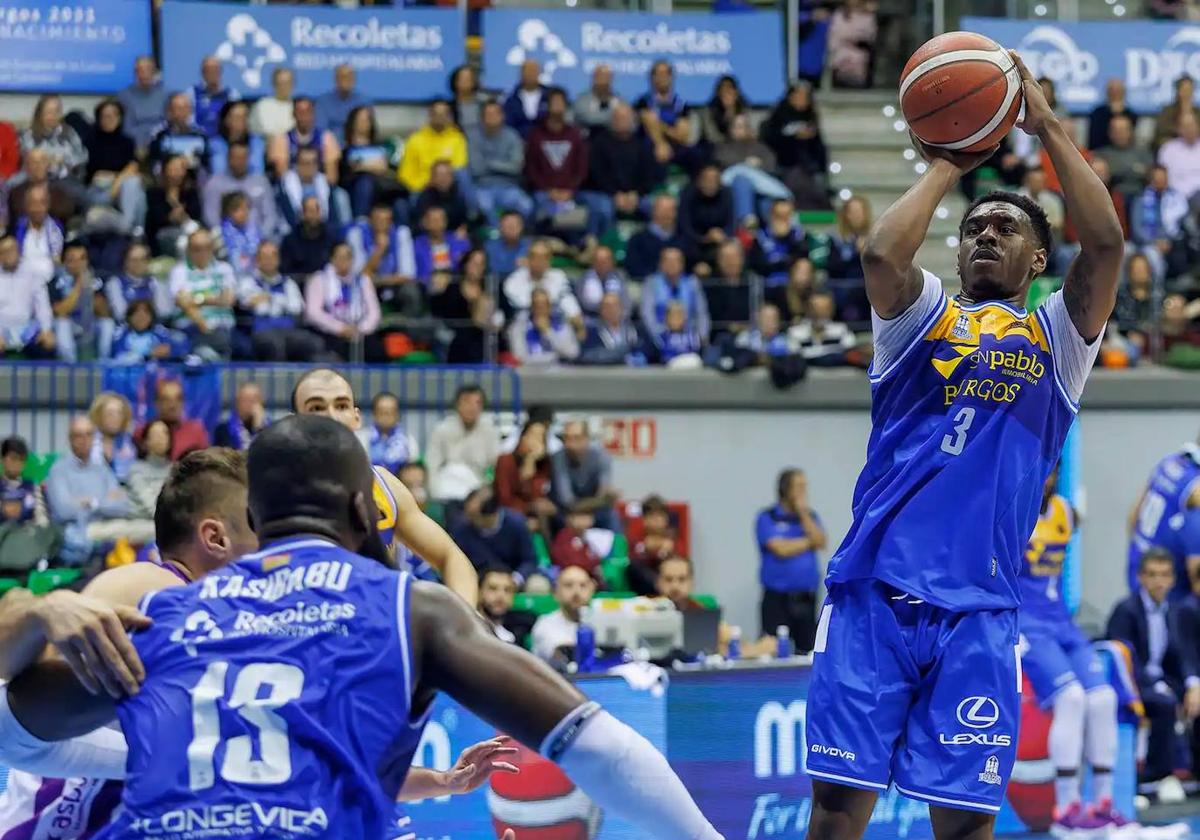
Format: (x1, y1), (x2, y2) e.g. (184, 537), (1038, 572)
(1012, 52), (1123, 341)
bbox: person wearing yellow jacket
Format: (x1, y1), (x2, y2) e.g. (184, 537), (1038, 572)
(398, 100), (468, 193)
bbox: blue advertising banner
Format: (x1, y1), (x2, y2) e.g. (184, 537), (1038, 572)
(0, 661), (1135, 838)
(963, 17), (1200, 114)
(404, 667), (935, 840)
(482, 9), (785, 105)
(0, 1), (151, 93)
(161, 2), (464, 103)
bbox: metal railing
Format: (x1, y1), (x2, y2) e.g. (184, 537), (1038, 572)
(0, 362), (521, 457)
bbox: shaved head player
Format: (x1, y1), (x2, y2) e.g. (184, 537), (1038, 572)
(2, 416), (721, 840)
(290, 367), (478, 604)
(803, 53), (1121, 840)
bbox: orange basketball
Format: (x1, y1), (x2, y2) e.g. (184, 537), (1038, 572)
(900, 31), (1023, 154)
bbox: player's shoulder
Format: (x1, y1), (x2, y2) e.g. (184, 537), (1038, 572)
(82, 562), (187, 611)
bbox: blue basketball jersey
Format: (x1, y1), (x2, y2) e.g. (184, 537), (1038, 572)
(1127, 444), (1200, 590)
(97, 538), (430, 840)
(827, 272), (1100, 611)
(1018, 494), (1075, 629)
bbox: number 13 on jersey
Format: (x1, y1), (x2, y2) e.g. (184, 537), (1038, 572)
(188, 661), (305, 791)
(941, 407), (977, 456)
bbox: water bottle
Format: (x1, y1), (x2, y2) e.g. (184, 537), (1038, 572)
(576, 606), (595, 672)
(776, 625), (794, 659)
(727, 626), (742, 661)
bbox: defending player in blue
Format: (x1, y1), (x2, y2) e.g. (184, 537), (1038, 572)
(804, 52), (1122, 840)
(1019, 465), (1133, 836)
(1, 416), (721, 840)
(1127, 441), (1200, 598)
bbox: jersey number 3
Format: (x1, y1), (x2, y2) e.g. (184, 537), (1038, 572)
(187, 660), (304, 791)
(941, 407), (976, 456)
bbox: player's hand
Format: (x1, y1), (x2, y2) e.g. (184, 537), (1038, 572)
(34, 590), (152, 698)
(1009, 50), (1055, 137)
(908, 131), (997, 175)
(1185, 684), (1200, 720)
(440, 737), (519, 795)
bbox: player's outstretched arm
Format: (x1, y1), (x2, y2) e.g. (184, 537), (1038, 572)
(1010, 52), (1122, 341)
(0, 571), (154, 694)
(410, 581), (723, 840)
(863, 139), (995, 318)
(388, 470), (479, 605)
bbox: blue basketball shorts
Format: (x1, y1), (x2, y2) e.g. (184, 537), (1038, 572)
(1019, 618), (1106, 707)
(806, 578), (1021, 814)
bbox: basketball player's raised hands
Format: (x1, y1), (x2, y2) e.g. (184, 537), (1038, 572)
(1008, 50), (1056, 136)
(441, 736), (520, 795)
(907, 130), (997, 176)
(33, 589), (151, 698)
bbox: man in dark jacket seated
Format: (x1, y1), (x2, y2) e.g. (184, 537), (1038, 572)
(579, 293), (645, 366)
(585, 103), (663, 227)
(450, 487), (544, 589)
(624, 194), (693, 280)
(1107, 547), (1200, 785)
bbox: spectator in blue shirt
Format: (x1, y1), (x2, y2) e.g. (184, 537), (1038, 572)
(186, 56), (239, 138)
(634, 60), (705, 174)
(451, 486), (542, 586)
(208, 101), (267, 178)
(414, 205), (470, 287)
(315, 64), (367, 135)
(236, 241), (324, 362)
(755, 468), (827, 651)
(148, 92), (211, 178)
(49, 242), (109, 362)
(503, 58), (549, 138)
(105, 242), (171, 324)
(109, 298), (185, 364)
(640, 247), (710, 341)
(654, 302), (704, 367)
(46, 415), (154, 558)
(360, 391), (419, 476)
(219, 191), (263, 279)
(485, 211), (530, 278)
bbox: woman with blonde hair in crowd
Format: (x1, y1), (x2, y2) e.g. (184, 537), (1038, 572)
(87, 391), (137, 483)
(20, 93), (88, 202)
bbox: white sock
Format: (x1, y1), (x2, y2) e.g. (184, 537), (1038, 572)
(1093, 770), (1114, 807)
(1084, 685), (1120, 807)
(1056, 772), (1082, 811)
(1049, 683), (1087, 809)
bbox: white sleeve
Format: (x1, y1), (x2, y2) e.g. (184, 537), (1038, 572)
(397, 226), (417, 279)
(1037, 289), (1103, 407)
(166, 265), (186, 301)
(869, 269), (947, 381)
(544, 704), (722, 840)
(0, 685), (127, 780)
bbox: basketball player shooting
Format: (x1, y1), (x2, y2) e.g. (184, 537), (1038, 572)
(803, 51), (1122, 840)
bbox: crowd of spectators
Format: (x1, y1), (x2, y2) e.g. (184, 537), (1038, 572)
(971, 73), (1200, 367)
(0, 381), (722, 667)
(0, 52), (877, 372)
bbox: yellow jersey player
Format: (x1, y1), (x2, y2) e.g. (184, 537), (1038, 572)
(1019, 464), (1132, 835)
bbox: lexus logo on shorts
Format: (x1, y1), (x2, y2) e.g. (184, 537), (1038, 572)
(956, 696), (1000, 729)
